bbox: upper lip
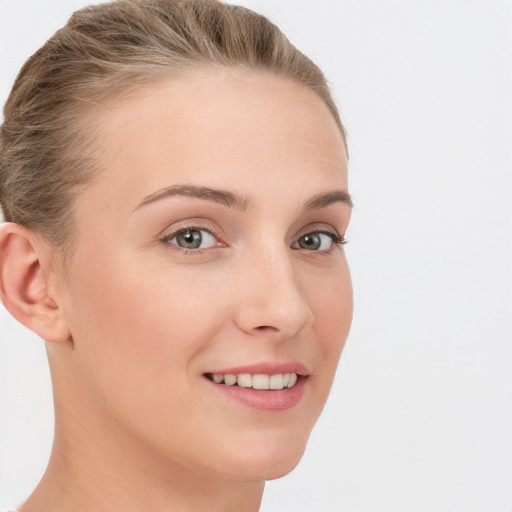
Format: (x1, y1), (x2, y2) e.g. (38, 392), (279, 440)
(205, 362), (309, 376)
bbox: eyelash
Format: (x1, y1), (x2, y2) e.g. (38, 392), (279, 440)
(160, 225), (347, 254)
(159, 223), (224, 254)
(291, 230), (347, 255)
(314, 231), (347, 247)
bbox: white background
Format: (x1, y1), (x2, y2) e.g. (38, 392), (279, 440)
(1, 0), (511, 511)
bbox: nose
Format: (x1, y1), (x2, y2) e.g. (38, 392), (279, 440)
(233, 249), (314, 340)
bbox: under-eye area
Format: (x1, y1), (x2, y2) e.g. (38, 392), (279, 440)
(204, 372), (301, 390)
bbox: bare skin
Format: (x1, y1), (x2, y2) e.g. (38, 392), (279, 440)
(0, 69), (352, 512)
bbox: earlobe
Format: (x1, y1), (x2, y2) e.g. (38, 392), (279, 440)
(0, 222), (71, 343)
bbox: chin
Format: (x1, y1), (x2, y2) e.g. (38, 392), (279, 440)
(215, 429), (310, 481)
(223, 451), (306, 482)
(261, 451), (305, 481)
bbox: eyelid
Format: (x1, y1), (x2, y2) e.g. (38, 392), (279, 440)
(291, 223), (347, 253)
(294, 222), (343, 241)
(160, 218), (219, 237)
(159, 219), (226, 250)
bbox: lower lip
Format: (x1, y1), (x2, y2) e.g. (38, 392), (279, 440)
(204, 375), (307, 412)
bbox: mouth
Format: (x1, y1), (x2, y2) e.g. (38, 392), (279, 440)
(203, 365), (308, 411)
(204, 372), (299, 390)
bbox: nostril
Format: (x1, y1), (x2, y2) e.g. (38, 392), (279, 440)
(255, 325), (278, 331)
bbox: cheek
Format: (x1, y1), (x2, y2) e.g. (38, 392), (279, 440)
(66, 249), (225, 404)
(314, 261), (352, 326)
(307, 262), (353, 378)
(63, 252), (232, 460)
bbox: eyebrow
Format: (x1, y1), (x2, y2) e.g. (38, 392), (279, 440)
(134, 184), (250, 211)
(303, 190), (353, 211)
(134, 184), (353, 212)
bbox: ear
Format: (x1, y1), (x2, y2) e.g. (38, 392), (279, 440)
(0, 222), (71, 343)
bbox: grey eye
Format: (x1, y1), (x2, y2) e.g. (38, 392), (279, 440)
(294, 233), (334, 251)
(169, 229), (217, 250)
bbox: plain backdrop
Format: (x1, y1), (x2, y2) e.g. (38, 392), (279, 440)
(1, 1), (511, 511)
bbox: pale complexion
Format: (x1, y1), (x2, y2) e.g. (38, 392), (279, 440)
(0, 69), (352, 512)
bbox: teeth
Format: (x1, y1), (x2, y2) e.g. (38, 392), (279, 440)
(207, 372), (299, 390)
(224, 374), (237, 386)
(237, 374), (252, 388)
(269, 374), (284, 390)
(252, 374), (269, 389)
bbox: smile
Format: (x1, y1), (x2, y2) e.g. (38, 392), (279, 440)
(203, 363), (309, 411)
(205, 372), (298, 390)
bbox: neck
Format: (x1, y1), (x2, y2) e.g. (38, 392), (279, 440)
(19, 406), (265, 512)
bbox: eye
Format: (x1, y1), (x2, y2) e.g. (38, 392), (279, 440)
(165, 228), (218, 250)
(292, 231), (344, 251)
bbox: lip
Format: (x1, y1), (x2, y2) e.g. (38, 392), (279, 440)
(207, 362), (309, 376)
(203, 361), (309, 412)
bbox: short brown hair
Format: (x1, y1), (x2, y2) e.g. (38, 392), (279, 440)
(0, 0), (346, 250)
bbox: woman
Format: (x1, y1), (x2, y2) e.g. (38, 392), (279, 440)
(0, 1), (352, 510)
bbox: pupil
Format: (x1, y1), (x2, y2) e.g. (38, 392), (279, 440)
(300, 234), (321, 250)
(179, 230), (202, 248)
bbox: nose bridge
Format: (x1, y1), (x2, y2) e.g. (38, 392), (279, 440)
(234, 241), (313, 338)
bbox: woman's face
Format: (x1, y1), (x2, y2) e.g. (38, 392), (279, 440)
(55, 69), (352, 480)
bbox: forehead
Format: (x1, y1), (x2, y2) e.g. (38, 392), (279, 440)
(84, 69), (348, 211)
